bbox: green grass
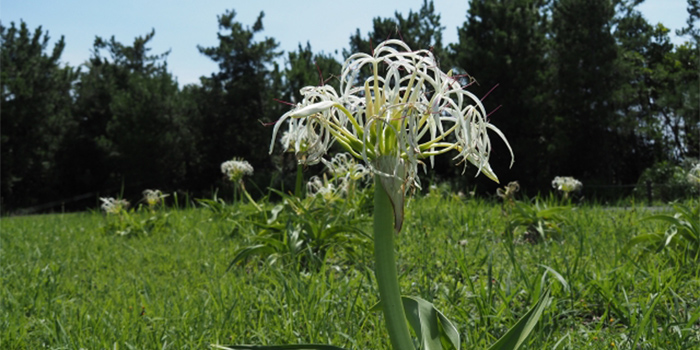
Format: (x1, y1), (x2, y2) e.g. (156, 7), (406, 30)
(1, 195), (699, 349)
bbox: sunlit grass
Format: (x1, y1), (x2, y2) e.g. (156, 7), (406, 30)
(1, 197), (699, 349)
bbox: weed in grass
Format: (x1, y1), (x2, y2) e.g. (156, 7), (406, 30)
(626, 200), (700, 262)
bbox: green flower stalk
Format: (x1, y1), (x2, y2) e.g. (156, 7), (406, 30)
(270, 39), (513, 350)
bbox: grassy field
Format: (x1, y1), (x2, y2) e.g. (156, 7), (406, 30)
(1, 193), (699, 349)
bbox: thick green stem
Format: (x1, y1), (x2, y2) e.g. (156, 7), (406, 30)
(373, 176), (415, 350)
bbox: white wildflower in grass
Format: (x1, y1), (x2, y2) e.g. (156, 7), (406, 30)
(100, 197), (129, 214)
(221, 158), (254, 183)
(221, 157), (261, 211)
(552, 176), (583, 195)
(143, 189), (168, 207)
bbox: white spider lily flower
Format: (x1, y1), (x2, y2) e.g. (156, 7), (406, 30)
(270, 40), (513, 229)
(551, 176), (583, 193)
(221, 158), (254, 182)
(271, 39), (512, 188)
(100, 197), (129, 214)
(143, 189), (168, 207)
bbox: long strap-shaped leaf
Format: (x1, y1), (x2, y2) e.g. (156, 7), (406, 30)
(402, 296), (461, 350)
(372, 290), (552, 350)
(372, 295), (461, 350)
(486, 288), (552, 350)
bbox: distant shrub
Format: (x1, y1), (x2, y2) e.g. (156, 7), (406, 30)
(634, 159), (698, 202)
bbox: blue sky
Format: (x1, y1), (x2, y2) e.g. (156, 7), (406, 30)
(2, 0), (691, 86)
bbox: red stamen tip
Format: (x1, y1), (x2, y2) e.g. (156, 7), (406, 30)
(273, 98), (295, 107)
(487, 105), (502, 118)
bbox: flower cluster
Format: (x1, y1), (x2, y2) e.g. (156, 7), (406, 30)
(143, 189), (168, 207)
(551, 176), (583, 194)
(221, 158), (254, 182)
(100, 197), (129, 214)
(271, 39), (512, 190)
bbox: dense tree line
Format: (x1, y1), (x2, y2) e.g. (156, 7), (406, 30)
(2, 0), (698, 212)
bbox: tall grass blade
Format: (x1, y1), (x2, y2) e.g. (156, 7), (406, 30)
(486, 289), (552, 350)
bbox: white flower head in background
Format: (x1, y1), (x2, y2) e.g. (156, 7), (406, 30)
(100, 197), (129, 214)
(551, 176), (583, 194)
(143, 189), (168, 207)
(221, 158), (254, 183)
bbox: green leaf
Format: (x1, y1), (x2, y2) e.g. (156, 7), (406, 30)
(632, 287), (668, 348)
(486, 288), (551, 350)
(373, 296), (461, 350)
(535, 206), (569, 218)
(226, 244), (276, 271)
(640, 214), (683, 227)
(622, 233), (664, 253)
(538, 265), (569, 292)
(211, 344), (348, 350)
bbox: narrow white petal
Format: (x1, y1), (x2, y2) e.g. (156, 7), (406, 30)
(291, 101), (337, 118)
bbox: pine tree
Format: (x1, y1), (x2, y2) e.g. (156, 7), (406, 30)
(1, 21), (77, 210)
